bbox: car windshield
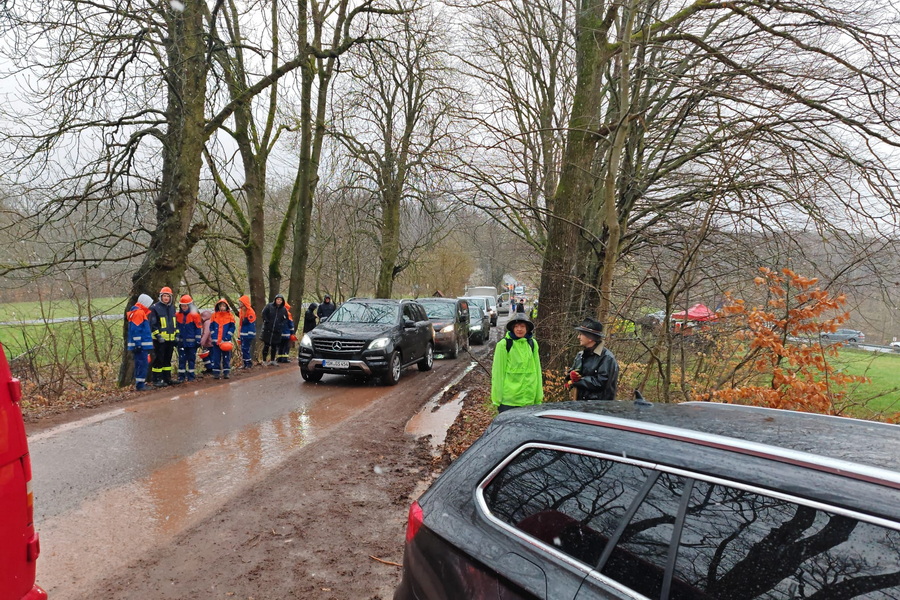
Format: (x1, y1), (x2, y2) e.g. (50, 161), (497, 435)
(469, 306), (483, 321)
(328, 302), (398, 325)
(419, 302), (454, 320)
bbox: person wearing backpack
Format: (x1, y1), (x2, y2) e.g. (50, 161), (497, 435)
(491, 314), (543, 413)
(565, 317), (619, 400)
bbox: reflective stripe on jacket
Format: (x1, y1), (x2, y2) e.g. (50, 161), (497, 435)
(150, 302), (178, 341)
(126, 305), (154, 351)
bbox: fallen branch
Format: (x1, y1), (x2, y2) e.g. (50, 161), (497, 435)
(369, 555), (402, 567)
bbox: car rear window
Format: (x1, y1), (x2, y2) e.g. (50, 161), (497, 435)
(419, 302), (454, 319)
(672, 481), (900, 600)
(482, 446), (650, 566)
(481, 445), (900, 600)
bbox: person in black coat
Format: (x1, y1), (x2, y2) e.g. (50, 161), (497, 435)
(565, 317), (619, 400)
(303, 303), (318, 333)
(260, 294), (289, 365)
(317, 295), (336, 321)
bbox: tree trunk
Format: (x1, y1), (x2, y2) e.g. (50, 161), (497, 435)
(376, 182), (402, 298)
(287, 61), (316, 309)
(118, 1), (208, 386)
(536, 0), (616, 369)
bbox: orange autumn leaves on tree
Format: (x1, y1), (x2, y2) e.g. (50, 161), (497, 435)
(701, 267), (867, 414)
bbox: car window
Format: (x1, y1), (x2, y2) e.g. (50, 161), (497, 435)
(402, 304), (417, 322)
(419, 302), (454, 320)
(329, 302), (398, 324)
(599, 472), (687, 599)
(672, 480), (900, 600)
(482, 447), (651, 567)
(470, 306), (484, 320)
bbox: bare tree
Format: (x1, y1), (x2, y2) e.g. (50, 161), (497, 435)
(332, 0), (465, 297)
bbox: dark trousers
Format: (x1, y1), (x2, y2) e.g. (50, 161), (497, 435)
(497, 404), (519, 413)
(240, 335), (254, 367)
(152, 340), (175, 382)
(262, 343), (278, 362)
(210, 346), (232, 377)
(177, 346), (197, 381)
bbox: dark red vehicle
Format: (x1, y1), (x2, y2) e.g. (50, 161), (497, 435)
(0, 342), (46, 600)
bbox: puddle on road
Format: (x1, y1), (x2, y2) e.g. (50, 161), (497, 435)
(37, 377), (385, 599)
(405, 362), (474, 452)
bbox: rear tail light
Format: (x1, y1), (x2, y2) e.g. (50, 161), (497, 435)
(405, 501), (423, 543)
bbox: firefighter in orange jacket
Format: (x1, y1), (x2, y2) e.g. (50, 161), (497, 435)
(237, 295), (256, 369)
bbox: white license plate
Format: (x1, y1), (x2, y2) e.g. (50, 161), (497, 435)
(323, 359), (350, 369)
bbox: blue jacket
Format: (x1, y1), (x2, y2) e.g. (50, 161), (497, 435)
(126, 304), (154, 351)
(175, 307), (203, 348)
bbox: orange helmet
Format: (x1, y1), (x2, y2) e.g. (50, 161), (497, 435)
(180, 294), (193, 304)
(160, 286), (173, 295)
(218, 341), (234, 352)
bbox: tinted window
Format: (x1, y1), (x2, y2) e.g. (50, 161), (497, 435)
(402, 304), (417, 321)
(483, 447), (651, 567)
(672, 481), (900, 600)
(601, 472), (686, 599)
(329, 302), (398, 324)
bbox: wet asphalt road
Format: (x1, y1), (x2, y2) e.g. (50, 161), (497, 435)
(25, 344), (491, 599)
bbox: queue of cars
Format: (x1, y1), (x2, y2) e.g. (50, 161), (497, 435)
(298, 293), (501, 385)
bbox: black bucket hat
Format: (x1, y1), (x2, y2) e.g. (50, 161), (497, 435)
(574, 317), (604, 341)
(506, 313), (535, 335)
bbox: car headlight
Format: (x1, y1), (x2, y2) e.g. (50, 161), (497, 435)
(300, 334), (313, 348)
(368, 337), (390, 350)
(471, 324), (482, 331)
(440, 324), (455, 333)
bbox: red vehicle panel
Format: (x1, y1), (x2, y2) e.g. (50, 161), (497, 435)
(0, 342), (46, 600)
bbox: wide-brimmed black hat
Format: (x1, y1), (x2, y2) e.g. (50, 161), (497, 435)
(506, 313), (535, 334)
(574, 317), (604, 340)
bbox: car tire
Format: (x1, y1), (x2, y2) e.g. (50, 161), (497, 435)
(300, 368), (323, 383)
(418, 343), (434, 371)
(848, 338), (857, 343)
(475, 331), (485, 345)
(381, 351), (402, 385)
(448, 337), (459, 359)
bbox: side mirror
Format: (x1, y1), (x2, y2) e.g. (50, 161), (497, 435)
(403, 317), (416, 329)
(459, 314), (467, 323)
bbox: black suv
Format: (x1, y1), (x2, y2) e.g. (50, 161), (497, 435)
(396, 401), (900, 599)
(298, 298), (434, 385)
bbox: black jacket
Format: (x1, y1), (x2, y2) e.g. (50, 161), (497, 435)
(317, 301), (336, 320)
(260, 297), (289, 345)
(569, 346), (619, 401)
(303, 307), (318, 333)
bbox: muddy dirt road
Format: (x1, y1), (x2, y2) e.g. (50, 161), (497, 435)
(27, 343), (493, 600)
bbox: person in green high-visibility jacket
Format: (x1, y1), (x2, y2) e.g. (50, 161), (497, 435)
(491, 314), (543, 413)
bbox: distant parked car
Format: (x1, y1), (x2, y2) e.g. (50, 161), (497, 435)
(891, 341), (900, 351)
(460, 296), (496, 326)
(395, 401), (900, 600)
(820, 329), (865, 344)
(468, 305), (490, 345)
(417, 298), (470, 358)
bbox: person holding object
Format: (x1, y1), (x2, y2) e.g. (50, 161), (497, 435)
(565, 317), (619, 400)
(491, 314), (543, 413)
(209, 299), (236, 379)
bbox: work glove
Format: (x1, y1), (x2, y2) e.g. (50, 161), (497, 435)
(569, 370), (582, 383)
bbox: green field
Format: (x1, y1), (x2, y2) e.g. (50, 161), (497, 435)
(831, 348), (900, 416)
(0, 297), (127, 322)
